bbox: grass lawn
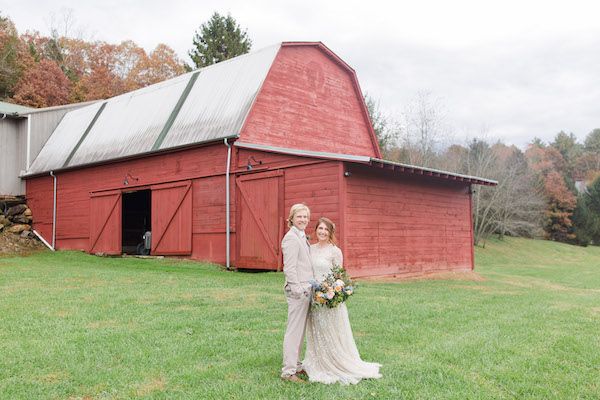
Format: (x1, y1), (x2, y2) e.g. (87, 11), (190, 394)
(1, 237), (600, 399)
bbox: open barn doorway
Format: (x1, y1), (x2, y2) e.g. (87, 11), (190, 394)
(122, 190), (151, 255)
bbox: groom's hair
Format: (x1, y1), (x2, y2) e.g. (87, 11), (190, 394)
(287, 203), (311, 227)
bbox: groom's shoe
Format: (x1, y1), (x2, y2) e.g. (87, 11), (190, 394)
(281, 374), (306, 383)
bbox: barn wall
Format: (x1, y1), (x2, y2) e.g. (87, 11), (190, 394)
(25, 175), (54, 241)
(283, 160), (342, 240)
(241, 45), (379, 157)
(0, 118), (26, 195)
(235, 148), (342, 269)
(344, 164), (473, 277)
(26, 143), (237, 262)
(29, 107), (76, 166)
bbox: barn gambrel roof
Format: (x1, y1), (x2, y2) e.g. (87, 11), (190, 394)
(27, 44), (281, 175)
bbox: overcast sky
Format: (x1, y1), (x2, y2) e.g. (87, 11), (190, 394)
(3, 0), (600, 148)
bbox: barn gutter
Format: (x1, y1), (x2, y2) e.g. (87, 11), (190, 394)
(26, 115), (32, 170)
(50, 171), (57, 249)
(224, 138), (232, 270)
(33, 230), (54, 251)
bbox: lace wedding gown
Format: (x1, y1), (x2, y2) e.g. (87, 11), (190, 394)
(302, 243), (382, 384)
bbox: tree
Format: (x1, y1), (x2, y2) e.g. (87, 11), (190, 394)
(572, 176), (600, 245)
(525, 144), (578, 242)
(463, 139), (544, 246)
(396, 91), (449, 168)
(364, 94), (398, 158)
(577, 129), (600, 177)
(543, 171), (577, 242)
(188, 12), (252, 68)
(126, 43), (186, 90)
(0, 14), (33, 100)
(12, 58), (70, 107)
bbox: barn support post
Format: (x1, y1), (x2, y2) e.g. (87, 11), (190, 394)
(224, 138), (232, 270)
(50, 171), (57, 249)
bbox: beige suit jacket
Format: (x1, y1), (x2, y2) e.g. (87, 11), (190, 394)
(282, 226), (314, 286)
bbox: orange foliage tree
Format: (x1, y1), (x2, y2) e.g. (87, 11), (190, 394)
(526, 143), (577, 241)
(12, 59), (71, 107)
(3, 14), (186, 107)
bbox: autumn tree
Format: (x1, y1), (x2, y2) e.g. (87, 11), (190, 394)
(126, 43), (186, 90)
(12, 59), (70, 107)
(525, 143), (577, 242)
(188, 12), (252, 68)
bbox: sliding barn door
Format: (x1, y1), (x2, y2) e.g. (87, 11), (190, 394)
(151, 181), (192, 255)
(89, 190), (122, 254)
(236, 170), (284, 269)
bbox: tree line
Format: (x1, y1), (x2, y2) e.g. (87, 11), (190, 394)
(367, 93), (600, 247)
(0, 12), (250, 108)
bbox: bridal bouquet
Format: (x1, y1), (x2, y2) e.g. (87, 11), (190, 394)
(310, 265), (355, 308)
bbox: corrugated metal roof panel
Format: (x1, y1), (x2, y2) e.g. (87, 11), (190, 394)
(66, 72), (194, 167)
(28, 102), (105, 174)
(0, 101), (34, 115)
(160, 44), (280, 149)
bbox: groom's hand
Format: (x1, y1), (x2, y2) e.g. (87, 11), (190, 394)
(287, 283), (308, 299)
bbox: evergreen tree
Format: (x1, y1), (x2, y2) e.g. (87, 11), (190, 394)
(188, 12), (252, 68)
(573, 176), (600, 245)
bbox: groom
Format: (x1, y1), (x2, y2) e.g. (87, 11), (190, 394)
(281, 203), (315, 383)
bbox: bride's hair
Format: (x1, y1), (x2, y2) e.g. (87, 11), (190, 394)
(315, 217), (337, 245)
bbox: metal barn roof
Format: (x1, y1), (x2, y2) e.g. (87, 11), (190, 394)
(234, 142), (498, 186)
(27, 44), (280, 175)
(0, 101), (34, 116)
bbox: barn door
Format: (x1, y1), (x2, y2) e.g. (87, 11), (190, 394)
(89, 190), (122, 254)
(151, 181), (192, 255)
(236, 170), (284, 269)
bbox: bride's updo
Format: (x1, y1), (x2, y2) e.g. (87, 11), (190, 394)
(315, 217), (337, 245)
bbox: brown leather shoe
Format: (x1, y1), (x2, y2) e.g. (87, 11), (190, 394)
(296, 368), (307, 376)
(281, 374), (307, 383)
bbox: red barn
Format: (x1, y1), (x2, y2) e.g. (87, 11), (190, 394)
(24, 42), (495, 278)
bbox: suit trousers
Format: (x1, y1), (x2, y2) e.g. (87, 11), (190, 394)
(281, 285), (311, 377)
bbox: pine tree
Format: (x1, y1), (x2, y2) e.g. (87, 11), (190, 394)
(188, 12), (252, 68)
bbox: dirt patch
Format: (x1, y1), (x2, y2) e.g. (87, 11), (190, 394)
(360, 270), (485, 283)
(0, 230), (46, 257)
(37, 371), (70, 384)
(136, 377), (166, 396)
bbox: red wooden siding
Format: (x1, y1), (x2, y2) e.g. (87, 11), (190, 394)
(151, 181), (192, 255)
(26, 144), (230, 254)
(283, 161), (342, 246)
(236, 170), (284, 269)
(241, 45), (379, 157)
(344, 165), (473, 277)
(191, 174), (236, 264)
(89, 191), (121, 254)
(26, 176), (54, 243)
(25, 143), (477, 277)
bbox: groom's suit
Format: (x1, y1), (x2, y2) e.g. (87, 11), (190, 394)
(281, 226), (315, 377)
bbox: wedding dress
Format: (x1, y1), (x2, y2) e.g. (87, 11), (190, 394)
(302, 243), (382, 384)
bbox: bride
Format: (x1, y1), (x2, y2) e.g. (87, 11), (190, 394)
(302, 217), (382, 384)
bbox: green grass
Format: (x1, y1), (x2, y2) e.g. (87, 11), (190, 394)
(1, 237), (600, 399)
